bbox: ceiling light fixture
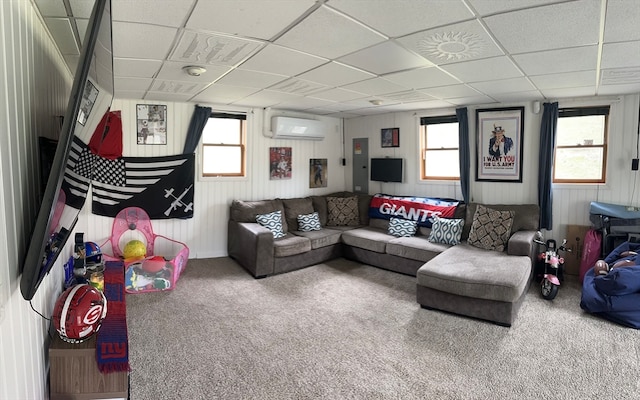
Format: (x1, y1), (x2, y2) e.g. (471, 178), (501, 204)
(183, 66), (207, 76)
(370, 99), (383, 106)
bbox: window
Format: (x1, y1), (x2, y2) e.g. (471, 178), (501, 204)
(202, 113), (246, 177)
(554, 106), (609, 183)
(420, 115), (459, 180)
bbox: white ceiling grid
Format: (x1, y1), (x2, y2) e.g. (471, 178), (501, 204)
(32, 0), (640, 118)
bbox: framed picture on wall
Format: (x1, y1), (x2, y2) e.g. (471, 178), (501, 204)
(269, 147), (292, 180)
(309, 159), (327, 188)
(136, 104), (167, 145)
(476, 107), (524, 182)
(381, 128), (400, 148)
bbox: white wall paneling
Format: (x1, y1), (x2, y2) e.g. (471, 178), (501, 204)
(1, 0), (74, 398)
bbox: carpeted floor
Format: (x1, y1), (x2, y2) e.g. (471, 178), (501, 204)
(126, 257), (640, 400)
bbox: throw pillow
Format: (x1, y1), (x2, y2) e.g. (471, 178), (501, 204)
(298, 212), (321, 232)
(326, 196), (360, 226)
(428, 215), (464, 245)
(255, 210), (285, 239)
(467, 205), (514, 251)
(388, 217), (417, 237)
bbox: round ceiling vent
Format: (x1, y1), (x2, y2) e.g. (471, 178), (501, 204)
(417, 32), (484, 61)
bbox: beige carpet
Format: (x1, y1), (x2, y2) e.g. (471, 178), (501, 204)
(126, 257), (640, 400)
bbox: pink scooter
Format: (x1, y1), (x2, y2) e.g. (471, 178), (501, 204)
(534, 234), (570, 300)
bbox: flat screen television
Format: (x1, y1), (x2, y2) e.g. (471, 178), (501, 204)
(20, 0), (114, 300)
(371, 158), (403, 183)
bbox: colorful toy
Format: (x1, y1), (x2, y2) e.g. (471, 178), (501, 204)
(123, 239), (146, 260)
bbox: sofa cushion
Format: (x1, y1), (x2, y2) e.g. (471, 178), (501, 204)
(428, 215), (464, 245)
(273, 234), (312, 257)
(310, 196), (328, 226)
(297, 212), (321, 232)
(282, 198), (314, 231)
(255, 210), (286, 239)
(462, 203), (539, 240)
(468, 205), (514, 252)
(327, 196), (360, 226)
(416, 243), (531, 303)
(230, 199), (288, 232)
(341, 227), (393, 253)
(291, 228), (342, 249)
(388, 217), (417, 237)
(386, 236), (450, 262)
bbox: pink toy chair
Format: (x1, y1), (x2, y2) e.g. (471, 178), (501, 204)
(101, 207), (189, 293)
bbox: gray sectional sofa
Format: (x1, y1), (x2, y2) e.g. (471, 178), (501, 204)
(227, 192), (540, 326)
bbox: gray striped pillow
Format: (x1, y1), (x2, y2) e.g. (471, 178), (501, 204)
(255, 210), (285, 238)
(428, 215), (464, 245)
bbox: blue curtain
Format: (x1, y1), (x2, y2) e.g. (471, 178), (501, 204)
(538, 102), (559, 229)
(182, 105), (212, 154)
(456, 107), (470, 204)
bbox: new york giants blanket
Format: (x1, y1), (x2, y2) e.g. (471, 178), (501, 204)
(368, 193), (461, 228)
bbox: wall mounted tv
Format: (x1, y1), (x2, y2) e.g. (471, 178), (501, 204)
(370, 158), (403, 183)
(20, 0), (114, 300)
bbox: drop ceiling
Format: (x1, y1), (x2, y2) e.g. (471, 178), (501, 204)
(34, 0), (640, 118)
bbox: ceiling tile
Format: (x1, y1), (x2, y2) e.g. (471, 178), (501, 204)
(275, 5), (386, 59)
(275, 96), (336, 111)
(297, 62), (374, 87)
(383, 67), (461, 89)
(34, 0), (67, 17)
(76, 18), (89, 45)
(529, 71), (596, 90)
(342, 78), (407, 95)
(112, 22), (177, 59)
(310, 88), (367, 102)
(484, 0), (600, 54)
(540, 86), (596, 98)
(420, 84), (482, 99)
(69, 0), (95, 18)
(388, 99), (456, 110)
(114, 58), (163, 78)
(512, 46), (598, 76)
(446, 95), (497, 106)
(239, 45), (327, 77)
(327, 0), (473, 38)
(44, 18), (79, 54)
(601, 41), (640, 69)
(187, 0), (315, 40)
(467, 0), (563, 16)
(338, 41), (433, 75)
(231, 90), (303, 108)
(490, 90), (543, 103)
(380, 90), (435, 103)
(469, 77), (536, 95)
(169, 31), (264, 67)
(604, 0), (640, 42)
(598, 82), (640, 96)
(440, 56), (522, 83)
(216, 69), (287, 89)
(267, 77), (328, 96)
(190, 84), (260, 104)
(115, 90), (148, 100)
(114, 77), (152, 91)
(149, 79), (209, 95)
(600, 67), (640, 86)
(396, 20), (504, 65)
(144, 91), (194, 102)
(112, 0), (195, 26)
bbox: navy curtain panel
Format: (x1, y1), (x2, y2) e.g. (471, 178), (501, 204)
(537, 102), (559, 230)
(182, 105), (212, 154)
(456, 107), (470, 204)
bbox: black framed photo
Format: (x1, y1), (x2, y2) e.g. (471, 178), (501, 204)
(137, 104), (167, 145)
(381, 127), (400, 148)
(476, 107), (524, 182)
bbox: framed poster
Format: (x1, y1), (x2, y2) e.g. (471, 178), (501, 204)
(381, 128), (400, 148)
(137, 104), (167, 145)
(269, 147), (292, 180)
(476, 107), (524, 182)
(77, 80), (99, 126)
(309, 158), (327, 188)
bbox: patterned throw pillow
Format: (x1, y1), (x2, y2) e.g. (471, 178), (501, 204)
(388, 217), (417, 237)
(326, 196), (360, 226)
(467, 205), (514, 251)
(297, 212), (321, 232)
(255, 210), (285, 239)
(428, 215), (464, 245)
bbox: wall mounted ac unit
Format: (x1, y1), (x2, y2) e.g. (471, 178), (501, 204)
(270, 116), (325, 140)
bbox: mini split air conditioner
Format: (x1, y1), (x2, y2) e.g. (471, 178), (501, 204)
(270, 116), (325, 140)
